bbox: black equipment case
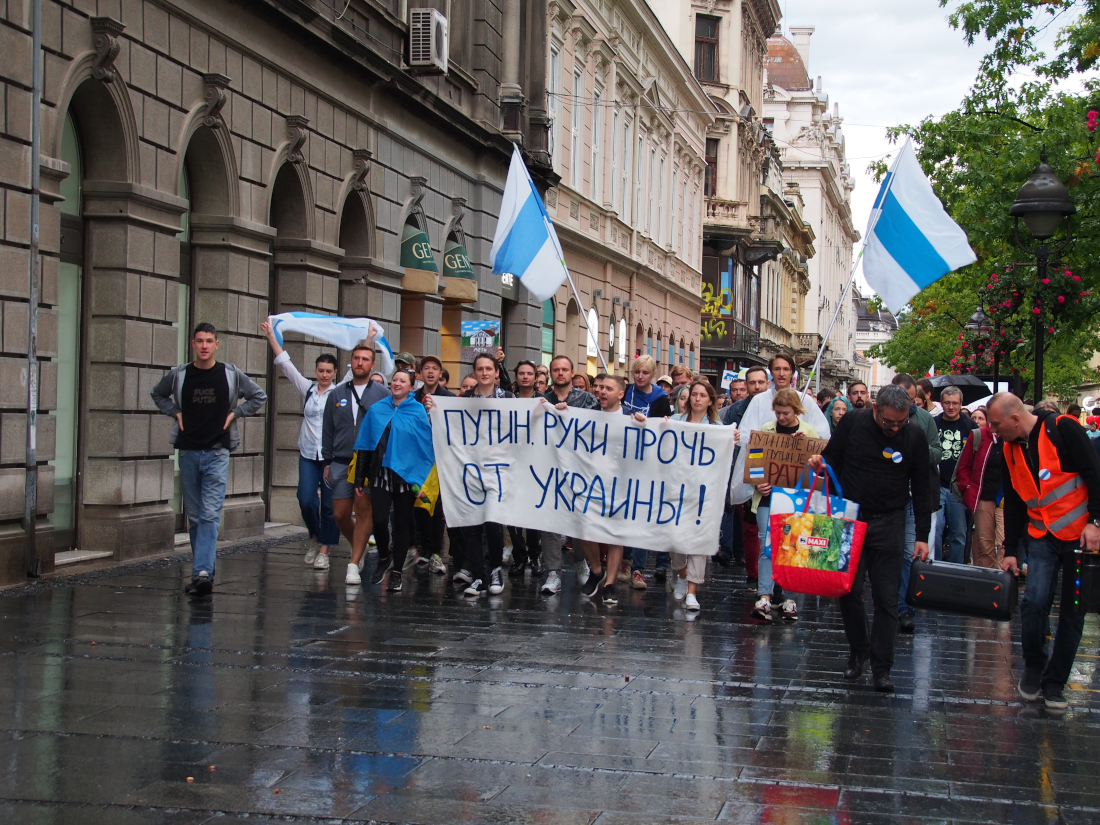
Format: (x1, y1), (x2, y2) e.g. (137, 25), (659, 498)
(906, 559), (1017, 621)
(1070, 551), (1100, 613)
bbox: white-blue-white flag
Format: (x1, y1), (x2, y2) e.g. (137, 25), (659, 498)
(269, 312), (395, 375)
(490, 144), (569, 302)
(863, 139), (977, 312)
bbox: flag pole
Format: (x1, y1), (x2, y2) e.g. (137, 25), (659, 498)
(799, 141), (906, 404)
(540, 212), (609, 372)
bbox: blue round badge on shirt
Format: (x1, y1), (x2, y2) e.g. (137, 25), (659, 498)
(339, 399), (348, 407)
(1039, 468), (1051, 481)
(891, 451), (903, 464)
(882, 447), (903, 464)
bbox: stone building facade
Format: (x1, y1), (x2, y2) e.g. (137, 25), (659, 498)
(0, 0), (554, 583)
(649, 0), (785, 384)
(763, 27), (860, 388)
(538, 0), (711, 376)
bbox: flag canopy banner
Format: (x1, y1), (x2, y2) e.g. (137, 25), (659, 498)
(490, 144), (569, 302)
(428, 397), (737, 555)
(269, 312), (396, 376)
(863, 139), (977, 313)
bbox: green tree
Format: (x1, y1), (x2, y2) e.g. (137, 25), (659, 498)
(869, 0), (1100, 397)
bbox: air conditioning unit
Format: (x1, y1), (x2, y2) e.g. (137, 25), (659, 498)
(408, 8), (449, 74)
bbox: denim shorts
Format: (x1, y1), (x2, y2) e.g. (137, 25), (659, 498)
(328, 461), (356, 500)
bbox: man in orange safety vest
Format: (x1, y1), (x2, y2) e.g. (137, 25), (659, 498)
(988, 393), (1100, 712)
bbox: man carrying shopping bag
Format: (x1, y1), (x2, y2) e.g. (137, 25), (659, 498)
(807, 384), (933, 693)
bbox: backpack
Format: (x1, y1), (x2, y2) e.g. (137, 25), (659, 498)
(949, 428), (982, 505)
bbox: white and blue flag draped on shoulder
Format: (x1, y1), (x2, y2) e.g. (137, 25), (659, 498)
(269, 312), (395, 376)
(490, 144), (569, 302)
(863, 139), (977, 313)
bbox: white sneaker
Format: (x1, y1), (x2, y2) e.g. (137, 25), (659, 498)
(685, 593), (700, 611)
(541, 571), (562, 594)
(453, 568), (473, 585)
(780, 599), (799, 621)
(751, 596), (772, 620)
(576, 560), (589, 582)
(489, 567), (505, 595)
(403, 551), (420, 571)
(313, 553), (330, 570)
(429, 554), (446, 574)
(357, 555), (366, 572)
(416, 553), (430, 567)
(345, 563), (361, 585)
(369, 534), (377, 547)
(673, 576), (688, 602)
(304, 543), (320, 565)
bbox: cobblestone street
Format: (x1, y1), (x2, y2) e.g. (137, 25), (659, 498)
(1, 537), (1098, 824)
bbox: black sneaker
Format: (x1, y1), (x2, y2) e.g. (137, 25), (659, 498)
(1017, 669), (1043, 702)
(508, 560), (526, 578)
(745, 577), (758, 593)
(1043, 683), (1068, 710)
(654, 568), (667, 584)
(581, 568), (606, 598)
(184, 573), (213, 597)
(600, 585), (618, 605)
(732, 552), (746, 568)
(530, 559), (544, 577)
(489, 567), (505, 595)
(714, 549), (732, 568)
(370, 556), (393, 585)
(898, 612), (915, 634)
(463, 578), (487, 597)
(387, 570), (403, 592)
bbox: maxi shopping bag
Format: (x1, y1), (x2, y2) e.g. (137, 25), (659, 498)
(769, 466), (866, 597)
(762, 463), (860, 559)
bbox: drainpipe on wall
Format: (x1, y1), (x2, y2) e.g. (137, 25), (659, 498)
(23, 0), (42, 577)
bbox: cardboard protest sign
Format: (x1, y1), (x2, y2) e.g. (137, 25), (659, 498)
(742, 430), (829, 488)
(428, 397), (737, 555)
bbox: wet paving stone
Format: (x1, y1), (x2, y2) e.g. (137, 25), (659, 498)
(2, 537), (1100, 823)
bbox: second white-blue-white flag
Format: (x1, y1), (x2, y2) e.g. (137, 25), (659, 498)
(863, 138), (976, 313)
(490, 144), (569, 302)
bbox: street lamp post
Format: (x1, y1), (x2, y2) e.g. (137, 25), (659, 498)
(965, 305), (997, 394)
(1009, 157), (1075, 402)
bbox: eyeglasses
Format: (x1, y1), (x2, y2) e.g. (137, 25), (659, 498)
(877, 413), (908, 432)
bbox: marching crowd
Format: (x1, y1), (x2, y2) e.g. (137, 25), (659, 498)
(150, 320), (1100, 707)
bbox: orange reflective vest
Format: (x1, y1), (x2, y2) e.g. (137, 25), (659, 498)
(1003, 415), (1090, 541)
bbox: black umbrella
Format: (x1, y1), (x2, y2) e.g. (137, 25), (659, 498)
(928, 374), (990, 405)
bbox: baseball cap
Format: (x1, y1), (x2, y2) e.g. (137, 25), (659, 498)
(419, 355), (443, 371)
(393, 351), (417, 367)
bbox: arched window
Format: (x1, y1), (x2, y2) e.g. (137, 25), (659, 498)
(541, 299), (555, 367)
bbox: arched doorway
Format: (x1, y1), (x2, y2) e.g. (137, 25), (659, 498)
(51, 111), (83, 550)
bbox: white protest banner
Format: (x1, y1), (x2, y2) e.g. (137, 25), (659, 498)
(428, 397), (736, 555)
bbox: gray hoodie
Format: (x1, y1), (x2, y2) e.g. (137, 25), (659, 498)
(322, 379), (391, 464)
(150, 362), (267, 452)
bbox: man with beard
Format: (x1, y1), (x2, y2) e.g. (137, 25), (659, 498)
(848, 381), (870, 410)
(322, 342), (391, 585)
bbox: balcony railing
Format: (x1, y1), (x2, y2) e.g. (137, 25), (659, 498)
(794, 332), (823, 358)
(704, 197), (749, 229)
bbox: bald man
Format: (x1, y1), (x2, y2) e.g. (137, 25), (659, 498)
(988, 392), (1100, 711)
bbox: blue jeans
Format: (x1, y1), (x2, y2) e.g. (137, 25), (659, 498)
(756, 504), (774, 596)
(179, 448), (230, 580)
(934, 487), (967, 563)
(630, 547), (669, 572)
(1020, 534), (1087, 688)
(298, 456), (340, 546)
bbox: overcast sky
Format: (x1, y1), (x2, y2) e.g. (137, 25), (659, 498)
(778, 0), (988, 292)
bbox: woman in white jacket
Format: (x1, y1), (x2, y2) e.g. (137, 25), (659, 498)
(261, 320), (348, 569)
(669, 380), (728, 612)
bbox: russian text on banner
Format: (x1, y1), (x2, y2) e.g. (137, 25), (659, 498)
(428, 397), (737, 555)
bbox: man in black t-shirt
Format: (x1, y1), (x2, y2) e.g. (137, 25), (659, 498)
(151, 323), (267, 597)
(933, 386), (976, 563)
